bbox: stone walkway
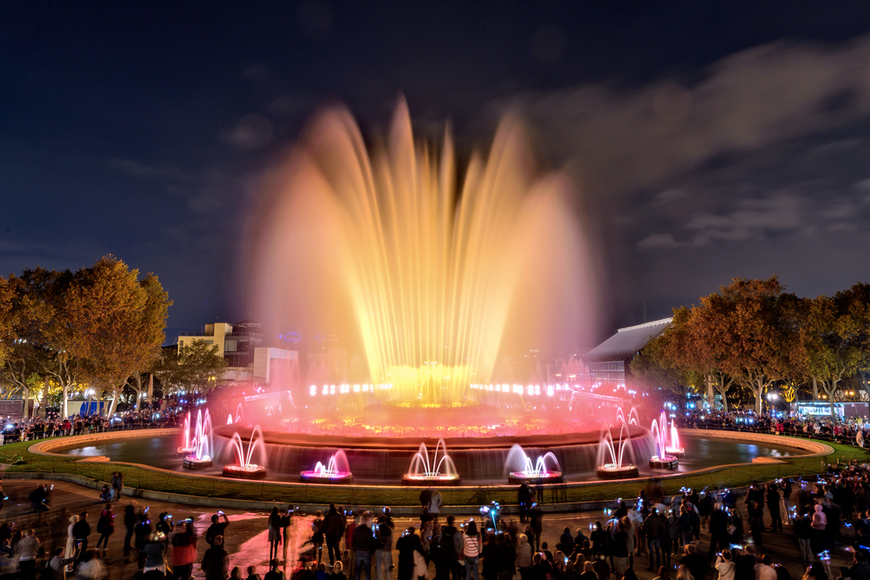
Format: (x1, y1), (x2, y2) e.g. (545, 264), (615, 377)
(0, 479), (853, 580)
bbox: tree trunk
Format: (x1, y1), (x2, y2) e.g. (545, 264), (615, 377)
(106, 389), (119, 417)
(812, 377), (819, 400)
(147, 373), (154, 406)
(62, 385), (68, 418)
(705, 375), (714, 408)
(23, 387), (29, 420)
(41, 375), (49, 418)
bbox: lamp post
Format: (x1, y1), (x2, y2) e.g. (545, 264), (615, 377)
(766, 392), (778, 415)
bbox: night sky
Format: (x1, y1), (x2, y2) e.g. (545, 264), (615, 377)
(4, 2), (870, 347)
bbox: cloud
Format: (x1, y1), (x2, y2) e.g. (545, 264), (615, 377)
(652, 189), (687, 205)
(220, 114), (274, 149)
(493, 35), (870, 196)
(637, 233), (689, 249)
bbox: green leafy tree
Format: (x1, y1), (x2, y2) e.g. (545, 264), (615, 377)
(155, 340), (227, 395)
(64, 256), (171, 417)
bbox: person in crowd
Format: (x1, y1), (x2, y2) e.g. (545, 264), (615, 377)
(269, 507), (283, 565)
(516, 533), (534, 580)
(312, 510), (326, 566)
(202, 535), (230, 580)
(47, 547), (77, 580)
(264, 559), (285, 580)
(375, 515), (393, 580)
(207, 511), (231, 547)
(72, 511), (91, 562)
(715, 549), (735, 580)
(324, 504), (346, 566)
(230, 566), (244, 580)
(463, 520), (481, 580)
(172, 520), (198, 580)
(16, 529), (40, 580)
(329, 561), (347, 580)
(142, 531), (167, 574)
(95, 503), (114, 553)
(76, 549), (107, 580)
(495, 533), (516, 580)
(246, 565), (262, 580)
(352, 512), (376, 580)
(396, 526), (424, 580)
(123, 504), (137, 554)
(642, 507), (665, 572)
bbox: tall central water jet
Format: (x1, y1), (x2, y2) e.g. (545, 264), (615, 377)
(248, 99), (597, 408)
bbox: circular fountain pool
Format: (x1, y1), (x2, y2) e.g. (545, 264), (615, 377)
(52, 430), (807, 484)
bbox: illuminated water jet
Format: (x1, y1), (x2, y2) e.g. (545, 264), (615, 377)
(248, 99), (597, 409)
(402, 439), (460, 485)
(649, 410), (678, 470)
(596, 420), (639, 479)
(223, 426), (267, 479)
(299, 450), (353, 483)
(181, 409), (213, 469)
(504, 444), (562, 483)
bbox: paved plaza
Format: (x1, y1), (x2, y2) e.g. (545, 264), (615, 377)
(0, 478), (853, 580)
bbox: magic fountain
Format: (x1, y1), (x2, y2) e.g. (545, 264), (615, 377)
(402, 439), (460, 485)
(223, 425), (268, 480)
(180, 409), (214, 469)
(504, 444), (562, 484)
(596, 422), (639, 480)
(649, 410), (679, 470)
(299, 450), (353, 484)
(231, 100), (633, 482)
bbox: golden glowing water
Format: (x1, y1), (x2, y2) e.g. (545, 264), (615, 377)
(248, 99), (597, 407)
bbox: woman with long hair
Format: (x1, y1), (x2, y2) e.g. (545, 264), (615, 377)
(464, 520), (481, 580)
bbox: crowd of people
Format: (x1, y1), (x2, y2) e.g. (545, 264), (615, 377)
(0, 467), (869, 580)
(0, 409), (181, 444)
(688, 410), (870, 449)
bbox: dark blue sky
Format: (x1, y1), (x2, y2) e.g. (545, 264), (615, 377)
(4, 1), (870, 345)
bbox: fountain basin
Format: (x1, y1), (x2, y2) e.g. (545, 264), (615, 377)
(649, 455), (679, 470)
(665, 447), (686, 458)
(401, 474), (461, 486)
(507, 471), (563, 484)
(299, 471), (353, 484)
(177, 446), (196, 456)
(596, 463), (639, 480)
(223, 464), (268, 480)
(182, 455), (213, 469)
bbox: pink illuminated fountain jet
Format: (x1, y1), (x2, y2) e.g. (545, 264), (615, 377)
(505, 444), (562, 484)
(180, 409), (214, 469)
(222, 426), (268, 479)
(649, 410), (679, 469)
(666, 418), (685, 457)
(300, 450), (353, 483)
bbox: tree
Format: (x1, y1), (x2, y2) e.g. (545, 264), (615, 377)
(691, 277), (794, 414)
(791, 285), (870, 415)
(154, 340), (227, 396)
(640, 306), (735, 410)
(0, 276), (15, 366)
(64, 256), (171, 417)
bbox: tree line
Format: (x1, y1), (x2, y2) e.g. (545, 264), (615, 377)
(0, 256), (226, 418)
(631, 277), (870, 415)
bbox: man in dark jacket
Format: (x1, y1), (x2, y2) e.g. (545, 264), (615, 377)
(396, 527), (424, 580)
(72, 512), (91, 563)
(352, 512), (376, 580)
(324, 504), (346, 565)
(202, 534), (229, 580)
(642, 508), (665, 571)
